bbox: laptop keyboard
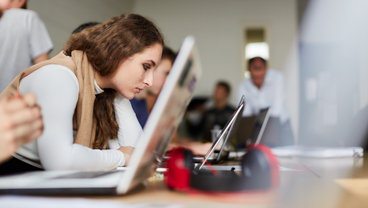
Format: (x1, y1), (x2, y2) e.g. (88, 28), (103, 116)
(52, 171), (118, 179)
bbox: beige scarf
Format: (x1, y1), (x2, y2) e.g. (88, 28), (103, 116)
(0, 51), (98, 149)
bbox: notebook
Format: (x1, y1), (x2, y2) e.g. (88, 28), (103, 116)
(0, 35), (202, 196)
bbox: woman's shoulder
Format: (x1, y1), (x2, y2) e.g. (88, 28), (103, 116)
(19, 64), (80, 110)
(37, 64), (78, 81)
(21, 64), (79, 92)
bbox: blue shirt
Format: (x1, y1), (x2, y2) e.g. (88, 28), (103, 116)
(130, 97), (148, 128)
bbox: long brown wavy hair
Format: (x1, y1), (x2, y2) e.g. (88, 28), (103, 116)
(64, 13), (164, 149)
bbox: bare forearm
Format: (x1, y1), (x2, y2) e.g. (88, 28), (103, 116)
(33, 53), (49, 64)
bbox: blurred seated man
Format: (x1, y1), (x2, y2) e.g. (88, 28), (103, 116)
(177, 97), (208, 140)
(0, 92), (44, 164)
(236, 57), (294, 147)
(202, 81), (236, 142)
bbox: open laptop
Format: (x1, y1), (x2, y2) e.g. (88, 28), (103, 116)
(0, 36), (202, 196)
(161, 96), (244, 166)
(188, 96), (245, 165)
(228, 107), (271, 158)
(236, 108), (271, 146)
(245, 107), (271, 146)
(194, 97), (245, 169)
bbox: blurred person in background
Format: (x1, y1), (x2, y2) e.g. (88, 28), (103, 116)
(237, 57), (289, 121)
(0, 0), (53, 93)
(177, 97), (207, 140)
(71, 21), (100, 34)
(236, 57), (293, 147)
(201, 81), (235, 142)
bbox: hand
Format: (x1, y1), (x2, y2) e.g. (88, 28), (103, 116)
(165, 143), (179, 152)
(183, 142), (214, 155)
(0, 92), (44, 163)
(117, 146), (135, 166)
(168, 141), (215, 156)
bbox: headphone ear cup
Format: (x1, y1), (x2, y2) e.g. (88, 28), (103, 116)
(183, 149), (195, 169)
(242, 144), (279, 189)
(164, 147), (194, 190)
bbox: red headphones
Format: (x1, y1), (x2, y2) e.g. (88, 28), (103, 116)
(164, 144), (279, 192)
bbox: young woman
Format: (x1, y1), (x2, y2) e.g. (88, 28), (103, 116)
(0, 13), (164, 175)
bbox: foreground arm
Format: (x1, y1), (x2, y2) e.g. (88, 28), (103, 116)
(167, 141), (214, 156)
(0, 93), (43, 163)
(167, 132), (216, 155)
(33, 53), (49, 64)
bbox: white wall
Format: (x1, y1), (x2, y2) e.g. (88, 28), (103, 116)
(28, 0), (134, 57)
(133, 0), (299, 139)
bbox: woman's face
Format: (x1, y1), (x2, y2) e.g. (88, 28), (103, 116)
(148, 58), (173, 96)
(110, 43), (163, 100)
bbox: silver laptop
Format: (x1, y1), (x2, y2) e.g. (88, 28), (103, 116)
(0, 36), (202, 195)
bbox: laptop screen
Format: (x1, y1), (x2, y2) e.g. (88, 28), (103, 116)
(248, 107), (271, 145)
(197, 98), (245, 169)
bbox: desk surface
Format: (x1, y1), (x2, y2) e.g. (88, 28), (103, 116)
(86, 155), (368, 208)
